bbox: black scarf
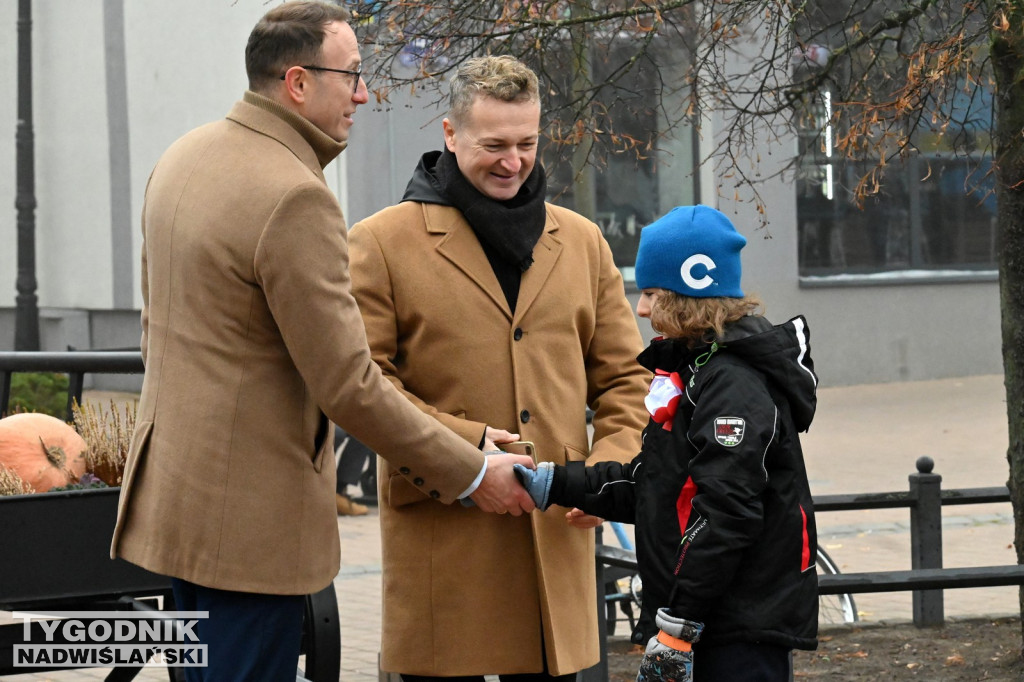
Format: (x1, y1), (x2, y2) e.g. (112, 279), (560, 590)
(432, 147), (547, 274)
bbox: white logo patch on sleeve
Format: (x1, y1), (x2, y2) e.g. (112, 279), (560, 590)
(714, 417), (745, 447)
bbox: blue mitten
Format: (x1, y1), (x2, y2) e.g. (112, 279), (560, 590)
(513, 462), (554, 510)
(636, 608), (703, 682)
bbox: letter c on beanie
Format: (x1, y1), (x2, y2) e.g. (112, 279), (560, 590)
(634, 205), (746, 298)
(680, 253), (715, 291)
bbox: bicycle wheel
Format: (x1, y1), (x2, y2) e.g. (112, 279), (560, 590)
(816, 547), (858, 624)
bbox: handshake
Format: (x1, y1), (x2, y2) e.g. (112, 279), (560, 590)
(462, 451), (551, 512)
(512, 461), (555, 510)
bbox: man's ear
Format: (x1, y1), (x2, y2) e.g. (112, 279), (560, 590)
(280, 67), (308, 105)
(442, 118), (457, 152)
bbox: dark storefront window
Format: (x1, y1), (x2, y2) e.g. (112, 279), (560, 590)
(796, 89), (996, 278)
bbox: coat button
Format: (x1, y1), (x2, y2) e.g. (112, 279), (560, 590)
(513, 327), (523, 341)
(429, 490), (440, 499)
(413, 477), (424, 486)
(399, 467), (411, 475)
(520, 409), (530, 424)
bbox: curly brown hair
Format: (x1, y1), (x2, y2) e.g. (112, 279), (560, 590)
(649, 289), (763, 347)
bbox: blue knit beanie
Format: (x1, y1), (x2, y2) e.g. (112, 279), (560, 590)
(634, 205), (746, 298)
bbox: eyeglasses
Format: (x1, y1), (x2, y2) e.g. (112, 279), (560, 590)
(279, 65), (362, 90)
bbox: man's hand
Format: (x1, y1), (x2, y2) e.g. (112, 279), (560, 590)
(636, 608), (703, 682)
(469, 453), (536, 515)
(483, 426), (519, 452)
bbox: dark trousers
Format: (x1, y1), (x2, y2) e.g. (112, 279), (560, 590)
(693, 641), (791, 681)
(171, 577), (305, 682)
(402, 674), (575, 682)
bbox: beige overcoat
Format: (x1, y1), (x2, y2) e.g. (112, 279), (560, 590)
(111, 93), (486, 595)
(350, 201), (650, 675)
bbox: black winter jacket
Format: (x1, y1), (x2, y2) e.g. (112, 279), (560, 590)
(548, 315), (819, 651)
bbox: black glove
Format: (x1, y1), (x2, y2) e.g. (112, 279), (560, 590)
(636, 608), (703, 682)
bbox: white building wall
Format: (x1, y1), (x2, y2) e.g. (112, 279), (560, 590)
(33, 4), (113, 310)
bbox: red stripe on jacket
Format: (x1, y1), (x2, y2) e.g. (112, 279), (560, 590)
(677, 477), (698, 536)
(800, 505), (812, 571)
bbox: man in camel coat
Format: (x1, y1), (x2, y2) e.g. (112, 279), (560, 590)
(350, 55), (650, 680)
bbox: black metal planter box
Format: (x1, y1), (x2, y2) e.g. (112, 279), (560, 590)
(0, 487), (169, 609)
(0, 487), (173, 677)
(0, 487), (341, 681)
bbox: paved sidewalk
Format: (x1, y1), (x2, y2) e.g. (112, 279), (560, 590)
(3, 374), (1019, 681)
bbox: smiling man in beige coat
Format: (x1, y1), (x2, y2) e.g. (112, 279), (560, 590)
(350, 56), (650, 681)
(110, 4), (533, 680)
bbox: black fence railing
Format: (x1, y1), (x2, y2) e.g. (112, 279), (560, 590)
(0, 351), (144, 420)
(811, 458), (1023, 626)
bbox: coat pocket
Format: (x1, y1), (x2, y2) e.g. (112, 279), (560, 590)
(121, 420), (154, 493)
(111, 420), (154, 555)
(312, 430), (332, 474)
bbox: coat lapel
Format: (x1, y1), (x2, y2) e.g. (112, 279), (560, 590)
(513, 210), (562, 324)
(428, 204), (513, 319)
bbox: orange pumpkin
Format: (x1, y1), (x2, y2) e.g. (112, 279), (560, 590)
(0, 413), (88, 492)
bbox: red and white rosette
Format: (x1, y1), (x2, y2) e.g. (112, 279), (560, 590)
(646, 370), (683, 431)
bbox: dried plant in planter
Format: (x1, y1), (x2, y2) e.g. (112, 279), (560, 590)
(0, 463), (34, 496)
(72, 399), (137, 487)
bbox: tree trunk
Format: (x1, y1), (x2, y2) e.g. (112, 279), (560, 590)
(991, 13), (1024, 644)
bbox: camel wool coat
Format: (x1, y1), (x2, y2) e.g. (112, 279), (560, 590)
(350, 200), (650, 675)
(111, 93), (486, 595)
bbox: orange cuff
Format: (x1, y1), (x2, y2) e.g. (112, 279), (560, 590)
(657, 630), (692, 652)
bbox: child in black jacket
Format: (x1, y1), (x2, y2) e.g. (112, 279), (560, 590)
(516, 205), (819, 682)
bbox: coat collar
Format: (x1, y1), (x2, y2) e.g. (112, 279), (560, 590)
(227, 91), (347, 177)
(425, 203), (563, 322)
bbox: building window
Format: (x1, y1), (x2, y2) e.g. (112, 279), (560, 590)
(796, 88), (996, 278)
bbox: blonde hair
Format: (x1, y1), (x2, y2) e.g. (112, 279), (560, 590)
(649, 289), (763, 347)
(448, 55), (540, 125)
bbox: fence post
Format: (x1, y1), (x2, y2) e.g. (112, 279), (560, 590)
(909, 456), (943, 626)
(579, 524), (609, 682)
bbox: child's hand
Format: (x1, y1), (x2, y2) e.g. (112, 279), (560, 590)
(512, 462), (553, 510)
(636, 608), (703, 682)
(565, 507), (604, 529)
